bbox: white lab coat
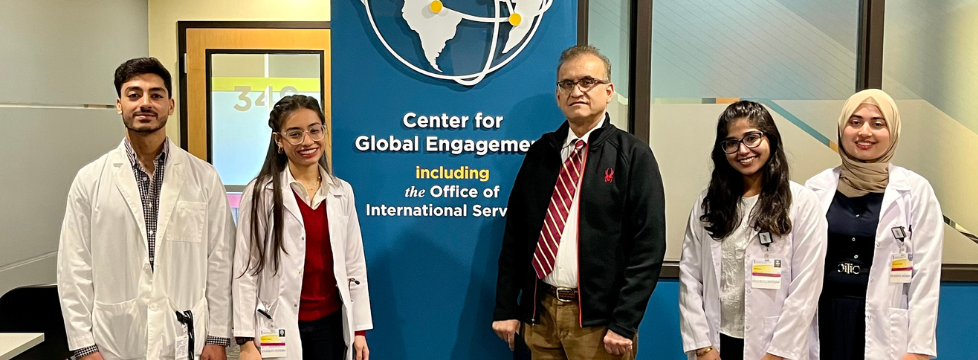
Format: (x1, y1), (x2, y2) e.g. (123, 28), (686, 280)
(57, 139), (235, 360)
(679, 182), (827, 360)
(232, 169), (373, 360)
(806, 165), (942, 359)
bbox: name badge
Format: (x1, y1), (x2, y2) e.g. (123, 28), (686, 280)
(890, 254), (913, 284)
(260, 328), (288, 358)
(174, 335), (189, 360)
(751, 259), (782, 289)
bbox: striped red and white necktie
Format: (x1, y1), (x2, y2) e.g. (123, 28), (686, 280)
(533, 139), (587, 279)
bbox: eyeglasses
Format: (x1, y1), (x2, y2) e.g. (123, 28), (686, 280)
(556, 77), (609, 92)
(720, 131), (765, 154)
(275, 124), (325, 145)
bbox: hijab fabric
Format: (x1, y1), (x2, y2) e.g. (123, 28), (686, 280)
(837, 89), (901, 197)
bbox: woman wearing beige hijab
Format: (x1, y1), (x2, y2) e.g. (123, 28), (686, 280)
(806, 89), (943, 360)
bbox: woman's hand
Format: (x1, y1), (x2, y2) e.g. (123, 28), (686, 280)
(901, 354), (929, 360)
(354, 335), (370, 360)
(695, 346), (720, 360)
(238, 341), (262, 360)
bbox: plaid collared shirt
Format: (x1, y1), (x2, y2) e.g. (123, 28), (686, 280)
(71, 139), (227, 359)
(124, 138), (168, 270)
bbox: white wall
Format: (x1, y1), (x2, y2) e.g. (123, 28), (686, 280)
(0, 0), (149, 296)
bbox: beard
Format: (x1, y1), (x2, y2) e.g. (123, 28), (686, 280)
(123, 112), (168, 133)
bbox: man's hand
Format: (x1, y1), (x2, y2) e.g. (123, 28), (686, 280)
(492, 319), (521, 351)
(603, 330), (633, 356)
(901, 354), (929, 360)
(79, 352), (104, 360)
(200, 344), (227, 360)
(238, 341), (262, 360)
(760, 353), (783, 360)
(354, 335), (370, 360)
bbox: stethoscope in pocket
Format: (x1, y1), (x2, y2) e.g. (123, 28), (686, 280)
(174, 310), (195, 360)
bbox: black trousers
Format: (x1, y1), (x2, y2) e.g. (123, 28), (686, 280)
(720, 333), (744, 360)
(298, 311), (347, 360)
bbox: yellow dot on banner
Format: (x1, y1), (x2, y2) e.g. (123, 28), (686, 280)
(429, 0), (443, 13)
(509, 13), (522, 26)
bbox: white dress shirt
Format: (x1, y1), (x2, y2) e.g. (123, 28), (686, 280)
(543, 120), (603, 288)
(286, 166), (330, 209)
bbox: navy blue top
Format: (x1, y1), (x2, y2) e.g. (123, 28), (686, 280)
(823, 190), (884, 297)
(819, 190), (885, 360)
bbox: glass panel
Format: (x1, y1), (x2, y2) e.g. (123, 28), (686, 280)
(883, 1), (978, 264)
(209, 52), (323, 221)
(588, 0), (631, 129)
(651, 0), (858, 99)
(648, 0), (860, 260)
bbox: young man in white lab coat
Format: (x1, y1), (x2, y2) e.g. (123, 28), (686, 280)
(57, 57), (234, 360)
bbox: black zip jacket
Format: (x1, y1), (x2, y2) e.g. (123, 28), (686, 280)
(493, 117), (667, 339)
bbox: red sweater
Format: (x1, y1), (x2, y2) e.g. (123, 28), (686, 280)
(295, 191), (343, 322)
(293, 191), (368, 337)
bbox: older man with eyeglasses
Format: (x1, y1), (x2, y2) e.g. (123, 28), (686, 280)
(492, 45), (667, 360)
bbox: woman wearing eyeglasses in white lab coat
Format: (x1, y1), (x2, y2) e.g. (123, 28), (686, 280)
(806, 89), (942, 360)
(232, 95), (373, 360)
(680, 101), (827, 360)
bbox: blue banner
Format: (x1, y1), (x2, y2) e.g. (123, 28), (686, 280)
(332, 0), (577, 358)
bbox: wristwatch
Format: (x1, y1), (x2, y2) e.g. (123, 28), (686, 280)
(235, 337), (254, 346)
(695, 346), (714, 357)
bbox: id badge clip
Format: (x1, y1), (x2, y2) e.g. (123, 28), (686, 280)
(759, 231), (773, 246)
(892, 226), (908, 253)
(759, 231), (773, 257)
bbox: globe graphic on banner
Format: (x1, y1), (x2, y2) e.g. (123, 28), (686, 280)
(361, 0), (552, 86)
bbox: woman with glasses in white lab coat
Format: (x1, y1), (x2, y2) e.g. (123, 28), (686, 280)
(680, 100), (827, 360)
(806, 89), (942, 360)
(232, 95), (373, 360)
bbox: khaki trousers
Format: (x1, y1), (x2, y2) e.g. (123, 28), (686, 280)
(523, 293), (636, 360)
